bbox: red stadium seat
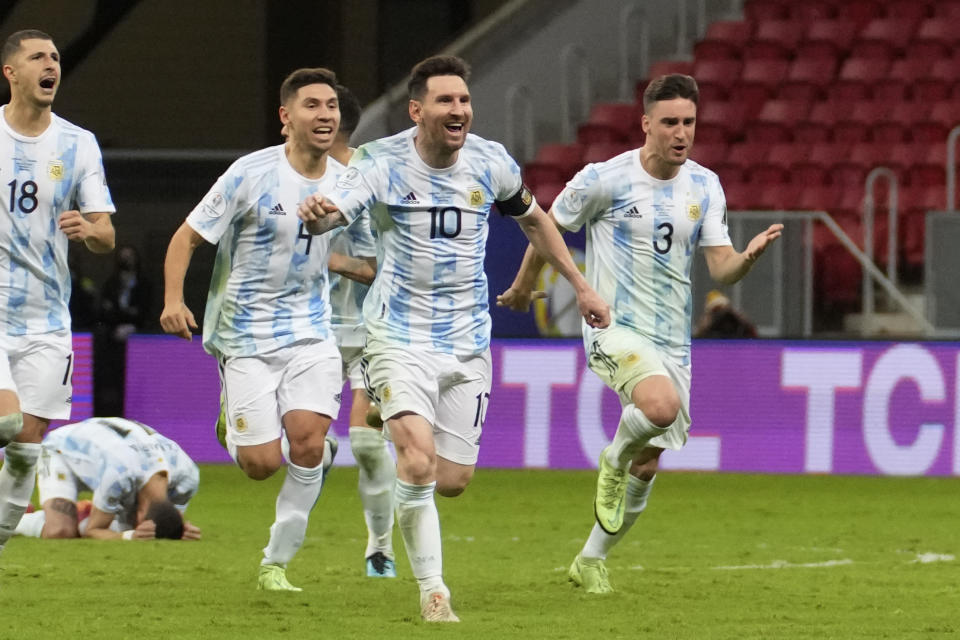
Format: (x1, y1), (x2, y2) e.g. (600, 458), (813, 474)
(855, 18), (919, 53)
(870, 79), (910, 102)
(767, 143), (808, 170)
(689, 142), (728, 168)
(721, 181), (755, 209)
(750, 165), (791, 186)
(647, 60), (695, 79)
(817, 243), (862, 310)
(791, 162), (831, 186)
(786, 57), (838, 87)
(700, 20), (753, 51)
(911, 122), (950, 144)
(839, 57), (892, 83)
(697, 101), (748, 143)
(792, 122), (831, 144)
(851, 143), (901, 170)
(913, 79), (952, 102)
(757, 100), (812, 126)
(794, 39), (843, 62)
(913, 19), (960, 48)
(789, 0), (836, 23)
(842, 0), (885, 27)
(745, 122), (793, 144)
(530, 143), (584, 179)
(870, 122), (909, 144)
(806, 101), (848, 127)
(830, 163), (868, 187)
(795, 185), (843, 210)
(741, 40), (792, 61)
(810, 142), (848, 167)
(752, 20), (806, 50)
(744, 0), (789, 22)
(726, 142), (771, 168)
(693, 39), (741, 63)
(831, 122), (871, 144)
(576, 103), (638, 144)
(886, 0), (933, 22)
(803, 19), (861, 55)
(712, 161), (747, 186)
(693, 59), (743, 93)
(908, 40), (953, 61)
(934, 0), (960, 19)
(532, 181), (566, 210)
(928, 102), (960, 129)
(582, 142), (632, 165)
(845, 100), (892, 126)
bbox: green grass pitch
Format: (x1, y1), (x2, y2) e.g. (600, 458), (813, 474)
(5, 466), (958, 639)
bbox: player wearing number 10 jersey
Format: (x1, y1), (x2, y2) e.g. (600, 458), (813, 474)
(298, 54), (610, 622)
(161, 67), (349, 592)
(0, 29), (115, 558)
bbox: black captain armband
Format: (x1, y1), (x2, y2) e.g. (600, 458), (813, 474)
(495, 185), (535, 218)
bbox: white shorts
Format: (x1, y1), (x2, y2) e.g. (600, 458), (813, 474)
(219, 339), (342, 448)
(362, 342), (491, 466)
(586, 326), (692, 450)
(0, 331), (73, 420)
(339, 345), (365, 390)
(36, 447), (83, 503)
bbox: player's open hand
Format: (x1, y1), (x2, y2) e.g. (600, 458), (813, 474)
(181, 521), (202, 541)
(496, 287), (547, 312)
(577, 288), (611, 328)
(743, 223), (784, 263)
(132, 519), (157, 540)
(160, 302), (198, 340)
(58, 210), (93, 242)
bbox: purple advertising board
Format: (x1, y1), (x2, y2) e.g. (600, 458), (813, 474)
(125, 336), (960, 476)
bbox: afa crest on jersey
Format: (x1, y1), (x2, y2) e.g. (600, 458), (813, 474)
(687, 203), (701, 221)
(468, 187), (484, 208)
(47, 160), (64, 181)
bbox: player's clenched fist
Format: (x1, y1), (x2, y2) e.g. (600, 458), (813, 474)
(58, 210), (93, 241)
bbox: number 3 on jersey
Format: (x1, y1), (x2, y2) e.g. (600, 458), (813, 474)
(8, 179), (38, 214)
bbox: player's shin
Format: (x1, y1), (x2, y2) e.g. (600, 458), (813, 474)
(395, 479), (445, 595)
(261, 460), (323, 566)
(0, 441), (41, 549)
(350, 426), (396, 557)
(583, 474), (655, 559)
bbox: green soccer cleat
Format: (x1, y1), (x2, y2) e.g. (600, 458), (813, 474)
(257, 564), (302, 592)
(568, 553), (613, 594)
(594, 446), (628, 534)
(215, 404), (228, 450)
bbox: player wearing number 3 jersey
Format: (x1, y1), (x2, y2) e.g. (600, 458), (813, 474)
(298, 55), (610, 622)
(0, 29), (115, 558)
(161, 67), (356, 591)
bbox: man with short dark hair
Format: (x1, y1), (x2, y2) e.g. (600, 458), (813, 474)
(298, 54), (610, 621)
(15, 417), (200, 541)
(0, 29), (116, 556)
(500, 74), (783, 593)
(161, 67), (344, 591)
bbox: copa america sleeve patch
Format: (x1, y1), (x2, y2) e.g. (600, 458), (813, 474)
(495, 185), (536, 218)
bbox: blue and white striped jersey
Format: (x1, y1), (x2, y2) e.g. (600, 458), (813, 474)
(0, 107), (114, 336)
(42, 418), (199, 524)
(326, 157), (376, 348)
(552, 150), (731, 364)
(328, 127), (530, 356)
(187, 145), (343, 358)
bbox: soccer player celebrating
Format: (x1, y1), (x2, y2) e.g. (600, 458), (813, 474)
(0, 29), (116, 555)
(500, 74), (783, 593)
(15, 417), (200, 541)
(325, 84), (397, 579)
(161, 68), (345, 591)
(298, 55), (610, 621)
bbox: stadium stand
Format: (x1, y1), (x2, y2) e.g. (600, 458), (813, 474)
(524, 0), (960, 314)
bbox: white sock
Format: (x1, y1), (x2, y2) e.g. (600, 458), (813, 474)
(395, 479), (445, 595)
(606, 405), (668, 468)
(0, 442), (41, 549)
(13, 510), (44, 537)
(350, 426), (395, 559)
(261, 460), (323, 566)
(582, 475), (655, 560)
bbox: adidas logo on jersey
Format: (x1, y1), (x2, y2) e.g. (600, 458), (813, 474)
(401, 191), (419, 204)
(268, 203), (286, 215)
(623, 206), (642, 218)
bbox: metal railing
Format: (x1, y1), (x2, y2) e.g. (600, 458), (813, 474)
(947, 125), (960, 212)
(559, 44), (590, 142)
(618, 2), (648, 101)
(505, 84), (536, 165)
(862, 167), (899, 318)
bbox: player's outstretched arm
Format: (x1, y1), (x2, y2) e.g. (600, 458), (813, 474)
(160, 222), (206, 340)
(297, 193), (347, 235)
(58, 211), (115, 253)
(82, 507), (127, 540)
(515, 206), (610, 328)
(704, 223), (784, 285)
(328, 253), (377, 285)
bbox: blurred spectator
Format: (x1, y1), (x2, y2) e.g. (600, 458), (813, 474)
(694, 290), (758, 339)
(95, 245), (153, 415)
(68, 249), (99, 331)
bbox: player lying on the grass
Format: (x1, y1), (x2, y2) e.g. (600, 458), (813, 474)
(15, 417), (200, 540)
(500, 74), (782, 594)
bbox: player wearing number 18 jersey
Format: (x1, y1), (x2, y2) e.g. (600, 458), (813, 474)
(161, 67), (346, 591)
(0, 29), (115, 557)
(298, 55), (610, 622)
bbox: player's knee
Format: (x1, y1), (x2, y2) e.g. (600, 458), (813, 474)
(436, 466), (474, 497)
(0, 412), (23, 447)
(287, 432), (326, 468)
(640, 399), (680, 429)
(238, 452), (283, 480)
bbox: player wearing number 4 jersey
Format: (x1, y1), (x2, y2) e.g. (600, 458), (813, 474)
(501, 74), (783, 594)
(298, 54), (610, 622)
(161, 67), (353, 591)
(0, 30), (115, 557)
